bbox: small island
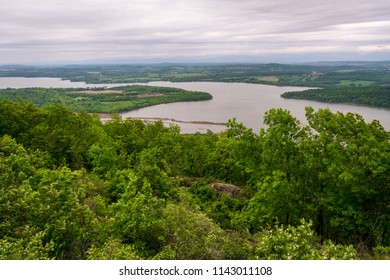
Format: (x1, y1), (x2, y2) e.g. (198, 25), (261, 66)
(0, 85), (212, 113)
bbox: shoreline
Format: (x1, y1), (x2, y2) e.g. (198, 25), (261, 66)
(97, 113), (226, 127)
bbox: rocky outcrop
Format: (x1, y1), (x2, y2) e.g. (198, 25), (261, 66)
(208, 182), (242, 198)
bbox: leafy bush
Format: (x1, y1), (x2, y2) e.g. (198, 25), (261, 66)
(254, 220), (358, 260)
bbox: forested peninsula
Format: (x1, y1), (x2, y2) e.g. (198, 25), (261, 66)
(282, 86), (390, 109)
(1, 101), (389, 260)
(0, 85), (212, 113)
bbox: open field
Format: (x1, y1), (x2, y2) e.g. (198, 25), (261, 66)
(337, 80), (375, 86)
(77, 90), (123, 94)
(255, 76), (280, 82)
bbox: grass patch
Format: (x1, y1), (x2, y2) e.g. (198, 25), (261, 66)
(255, 76), (280, 82)
(338, 80), (375, 86)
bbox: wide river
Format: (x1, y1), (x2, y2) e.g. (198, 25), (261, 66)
(1, 77), (389, 133)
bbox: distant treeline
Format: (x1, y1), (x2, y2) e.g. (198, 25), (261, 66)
(0, 85), (212, 113)
(282, 86), (390, 109)
(1, 62), (389, 87)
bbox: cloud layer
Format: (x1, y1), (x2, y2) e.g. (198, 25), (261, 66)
(1, 0), (390, 63)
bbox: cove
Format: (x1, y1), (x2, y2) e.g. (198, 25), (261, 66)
(121, 81), (390, 133)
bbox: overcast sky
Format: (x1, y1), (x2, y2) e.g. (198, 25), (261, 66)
(1, 0), (390, 64)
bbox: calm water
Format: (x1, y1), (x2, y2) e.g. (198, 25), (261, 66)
(123, 81), (390, 133)
(1, 77), (389, 133)
(0, 77), (136, 89)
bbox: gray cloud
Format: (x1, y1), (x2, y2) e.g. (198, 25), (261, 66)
(1, 0), (390, 64)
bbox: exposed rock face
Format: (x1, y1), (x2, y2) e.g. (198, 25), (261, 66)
(208, 182), (242, 198)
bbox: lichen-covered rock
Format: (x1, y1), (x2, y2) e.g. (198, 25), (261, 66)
(208, 182), (242, 198)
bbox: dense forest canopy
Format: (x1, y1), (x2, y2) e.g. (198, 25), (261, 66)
(1, 100), (389, 260)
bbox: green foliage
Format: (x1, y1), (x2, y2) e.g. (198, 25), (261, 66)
(88, 136), (123, 175)
(0, 85), (212, 114)
(0, 99), (389, 259)
(0, 227), (54, 260)
(304, 107), (390, 246)
(372, 246), (390, 260)
(190, 184), (218, 205)
(110, 179), (165, 257)
(161, 203), (226, 259)
(254, 220), (358, 260)
(28, 106), (103, 169)
(0, 100), (41, 143)
(87, 238), (140, 260)
(0, 134), (108, 259)
(243, 172), (302, 229)
(282, 86), (390, 109)
(104, 169), (137, 202)
(241, 109), (309, 228)
(205, 135), (243, 183)
(208, 194), (243, 229)
(241, 107), (389, 251)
